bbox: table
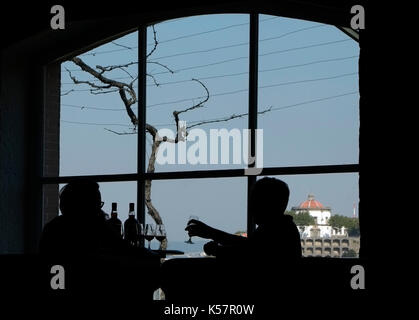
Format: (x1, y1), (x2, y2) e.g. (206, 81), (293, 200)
(152, 249), (184, 257)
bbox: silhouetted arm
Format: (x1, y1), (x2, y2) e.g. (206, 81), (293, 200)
(204, 240), (249, 257)
(185, 219), (247, 246)
(209, 228), (247, 246)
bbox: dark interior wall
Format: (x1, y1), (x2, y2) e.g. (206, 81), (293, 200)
(0, 1), (363, 254)
(0, 39), (46, 253)
(0, 49), (29, 253)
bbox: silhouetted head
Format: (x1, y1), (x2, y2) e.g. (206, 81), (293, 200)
(59, 178), (102, 219)
(249, 177), (290, 226)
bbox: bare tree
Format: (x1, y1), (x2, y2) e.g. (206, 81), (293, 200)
(65, 25), (270, 250)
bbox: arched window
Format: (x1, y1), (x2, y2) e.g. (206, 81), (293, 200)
(42, 11), (360, 257)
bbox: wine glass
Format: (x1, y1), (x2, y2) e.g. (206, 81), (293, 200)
(144, 224), (155, 249)
(155, 224), (167, 245)
(185, 215), (199, 244)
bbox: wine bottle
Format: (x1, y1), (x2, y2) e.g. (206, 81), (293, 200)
(124, 203), (140, 247)
(129, 202), (135, 216)
(111, 202), (117, 216)
(108, 202), (122, 237)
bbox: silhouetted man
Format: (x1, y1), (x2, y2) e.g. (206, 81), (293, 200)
(162, 178), (302, 301)
(39, 178), (159, 296)
(39, 178), (155, 258)
(185, 177), (301, 260)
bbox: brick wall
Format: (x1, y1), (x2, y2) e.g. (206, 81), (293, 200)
(43, 62), (61, 225)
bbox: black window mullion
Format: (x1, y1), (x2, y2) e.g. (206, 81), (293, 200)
(137, 24), (147, 247)
(247, 13), (259, 236)
(40, 164), (359, 184)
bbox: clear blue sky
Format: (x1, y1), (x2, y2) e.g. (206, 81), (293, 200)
(59, 14), (359, 245)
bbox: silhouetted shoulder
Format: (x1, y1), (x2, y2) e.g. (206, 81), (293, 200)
(250, 215), (301, 259)
(39, 215), (70, 255)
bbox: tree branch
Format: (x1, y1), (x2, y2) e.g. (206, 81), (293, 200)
(65, 67), (114, 90)
(147, 73), (160, 87)
(172, 78), (210, 142)
(104, 128), (137, 135)
(147, 61), (175, 74)
(186, 106), (273, 129)
(174, 79), (210, 115)
(90, 88), (120, 95)
(61, 89), (74, 96)
(95, 61), (138, 75)
(147, 25), (159, 58)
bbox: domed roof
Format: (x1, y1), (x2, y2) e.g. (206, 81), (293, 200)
(298, 194), (325, 209)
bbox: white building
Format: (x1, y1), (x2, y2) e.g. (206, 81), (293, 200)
(291, 194), (346, 238)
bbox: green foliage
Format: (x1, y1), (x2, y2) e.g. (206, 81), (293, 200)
(329, 215), (360, 236)
(285, 211), (360, 237)
(347, 226), (360, 237)
(286, 211), (315, 226)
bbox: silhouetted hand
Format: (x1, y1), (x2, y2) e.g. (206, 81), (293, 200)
(185, 219), (215, 239)
(203, 241), (219, 256)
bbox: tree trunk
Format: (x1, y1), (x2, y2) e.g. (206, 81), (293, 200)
(144, 138), (167, 250)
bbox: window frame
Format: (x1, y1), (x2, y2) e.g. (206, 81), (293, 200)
(40, 13), (360, 255)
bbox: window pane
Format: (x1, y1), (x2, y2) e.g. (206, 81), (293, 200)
(59, 31), (138, 176)
(257, 173), (360, 258)
(144, 177), (247, 254)
(146, 15), (249, 172)
(258, 15), (359, 167)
